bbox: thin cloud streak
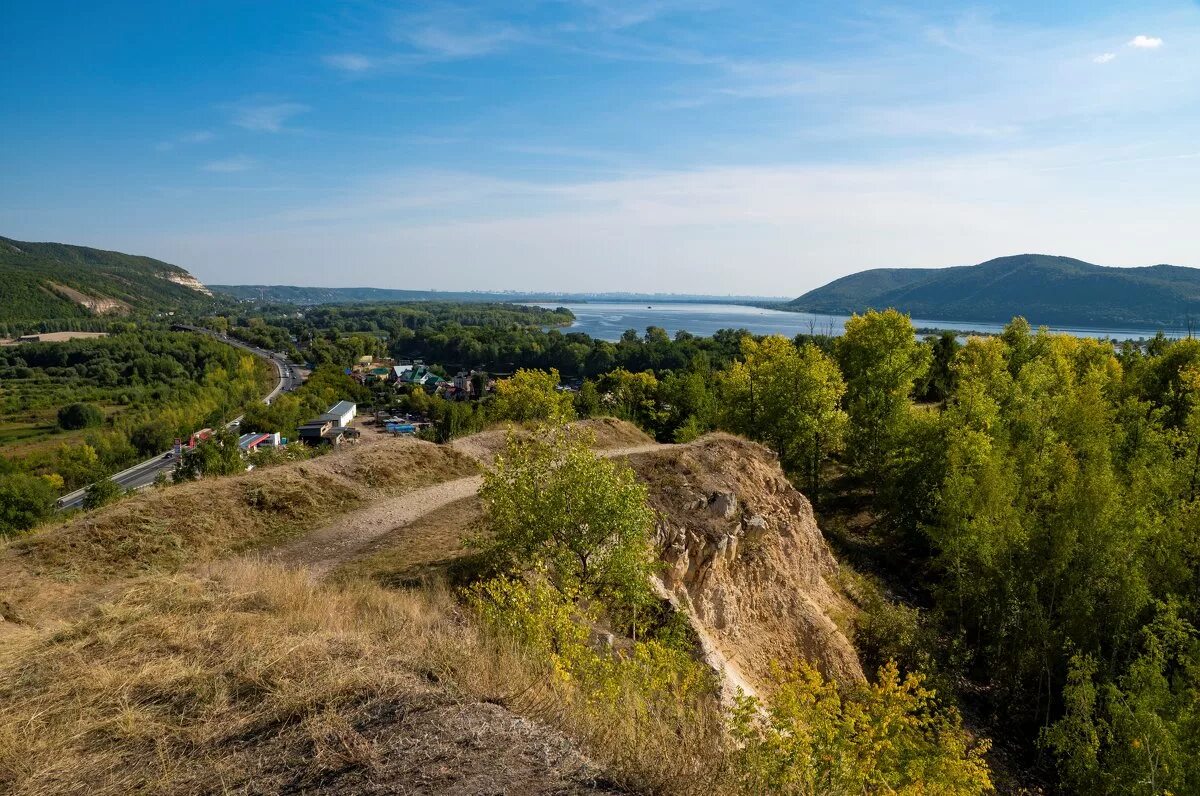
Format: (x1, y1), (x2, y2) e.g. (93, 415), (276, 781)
(155, 130), (215, 152)
(231, 101), (310, 132)
(202, 156), (257, 173)
(323, 53), (373, 72)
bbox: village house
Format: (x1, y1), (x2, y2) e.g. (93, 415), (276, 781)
(298, 401), (358, 446)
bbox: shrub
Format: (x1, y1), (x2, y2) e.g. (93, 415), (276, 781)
(0, 473), (57, 536)
(56, 402), (102, 430)
(730, 662), (992, 796)
(81, 478), (123, 510)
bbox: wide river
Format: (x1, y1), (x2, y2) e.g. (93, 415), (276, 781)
(535, 302), (1183, 342)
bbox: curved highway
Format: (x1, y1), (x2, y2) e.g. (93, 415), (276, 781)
(56, 326), (305, 511)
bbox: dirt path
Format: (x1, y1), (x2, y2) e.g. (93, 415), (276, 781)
(265, 443), (669, 578)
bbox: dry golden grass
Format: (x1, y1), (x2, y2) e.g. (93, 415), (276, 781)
(0, 561), (731, 795)
(0, 437), (478, 639)
(5, 439), (475, 579)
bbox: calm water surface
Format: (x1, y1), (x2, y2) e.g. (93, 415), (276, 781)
(535, 302), (1182, 342)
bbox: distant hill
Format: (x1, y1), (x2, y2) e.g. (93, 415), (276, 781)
(210, 285), (787, 305)
(0, 236), (213, 327)
(789, 254), (1200, 329)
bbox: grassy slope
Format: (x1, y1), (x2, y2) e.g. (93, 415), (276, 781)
(0, 430), (734, 795)
(0, 236), (212, 326)
(790, 254), (1200, 327)
(0, 563), (628, 795)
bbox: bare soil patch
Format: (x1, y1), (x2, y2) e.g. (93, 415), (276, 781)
(331, 495), (485, 587)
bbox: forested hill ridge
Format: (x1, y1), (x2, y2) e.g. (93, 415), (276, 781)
(0, 236), (212, 328)
(789, 253), (1200, 328)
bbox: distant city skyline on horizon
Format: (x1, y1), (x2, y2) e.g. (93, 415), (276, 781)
(3, 1), (1198, 294)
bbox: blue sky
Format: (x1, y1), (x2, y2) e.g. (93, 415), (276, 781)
(2, 1), (1198, 294)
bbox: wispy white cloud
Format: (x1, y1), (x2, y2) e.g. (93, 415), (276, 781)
(323, 53), (373, 72)
(231, 101), (310, 133)
(404, 25), (522, 58)
(202, 156), (256, 173)
(1129, 34), (1163, 48)
(392, 6), (526, 59)
(663, 8), (1198, 145)
(569, 0), (705, 32)
(385, 2), (712, 63)
(155, 130), (215, 151)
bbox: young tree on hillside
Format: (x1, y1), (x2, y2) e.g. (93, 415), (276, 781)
(490, 368), (575, 425)
(719, 335), (847, 501)
(574, 379), (602, 417)
(834, 309), (930, 484)
(475, 428), (656, 623)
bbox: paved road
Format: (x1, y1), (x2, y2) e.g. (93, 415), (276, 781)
(56, 327), (305, 511)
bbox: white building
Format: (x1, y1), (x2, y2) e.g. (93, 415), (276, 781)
(321, 400), (357, 428)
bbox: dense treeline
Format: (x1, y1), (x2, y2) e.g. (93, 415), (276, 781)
(0, 317), (118, 339)
(898, 319), (1200, 793)
(210, 302), (577, 369)
(0, 330), (272, 534)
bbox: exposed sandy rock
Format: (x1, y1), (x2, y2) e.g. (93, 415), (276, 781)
(627, 433), (864, 697)
(46, 281), (129, 314)
(161, 271), (213, 295)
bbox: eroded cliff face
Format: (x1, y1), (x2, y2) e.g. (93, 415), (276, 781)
(627, 434), (863, 700)
(161, 271), (213, 295)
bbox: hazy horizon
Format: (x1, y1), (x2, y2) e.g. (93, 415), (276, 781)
(3, 1), (1198, 293)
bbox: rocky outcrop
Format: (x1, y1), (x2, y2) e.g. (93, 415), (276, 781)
(162, 271), (213, 296)
(627, 434), (864, 699)
(47, 282), (129, 315)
